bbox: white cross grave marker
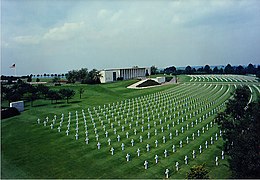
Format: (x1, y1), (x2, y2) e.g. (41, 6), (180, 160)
(175, 162), (179, 171)
(215, 156), (219, 166)
(165, 169), (169, 179)
(155, 155), (159, 164)
(144, 161), (148, 169)
(192, 150), (196, 158)
(199, 145), (202, 153)
(97, 142), (101, 149)
(126, 153), (130, 161)
(185, 155), (188, 164)
(164, 149), (168, 158)
(137, 148), (141, 157)
(121, 143), (125, 151)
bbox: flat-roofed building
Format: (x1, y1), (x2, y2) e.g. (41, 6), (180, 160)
(100, 66), (151, 83)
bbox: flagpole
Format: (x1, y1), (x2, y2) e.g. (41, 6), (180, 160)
(10, 63), (16, 76)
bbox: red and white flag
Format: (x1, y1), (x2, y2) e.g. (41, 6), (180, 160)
(10, 64), (15, 68)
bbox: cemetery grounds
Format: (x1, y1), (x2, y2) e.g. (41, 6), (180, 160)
(1, 75), (259, 179)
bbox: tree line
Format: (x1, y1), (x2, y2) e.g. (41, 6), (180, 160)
(151, 63), (260, 78)
(1, 80), (78, 106)
(65, 68), (101, 84)
(215, 86), (260, 178)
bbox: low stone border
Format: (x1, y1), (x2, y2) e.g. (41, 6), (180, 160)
(127, 78), (177, 89)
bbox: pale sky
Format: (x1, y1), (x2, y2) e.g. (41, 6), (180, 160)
(1, 0), (260, 75)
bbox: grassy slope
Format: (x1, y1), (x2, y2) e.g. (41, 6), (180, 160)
(1, 80), (177, 178)
(1, 76), (258, 179)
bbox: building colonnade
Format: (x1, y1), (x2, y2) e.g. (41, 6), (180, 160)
(120, 68), (146, 80)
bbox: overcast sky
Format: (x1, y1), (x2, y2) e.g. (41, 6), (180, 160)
(1, 0), (260, 75)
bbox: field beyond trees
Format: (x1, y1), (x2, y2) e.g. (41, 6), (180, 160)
(1, 75), (259, 179)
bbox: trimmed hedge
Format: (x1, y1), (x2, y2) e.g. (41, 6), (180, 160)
(1, 107), (20, 119)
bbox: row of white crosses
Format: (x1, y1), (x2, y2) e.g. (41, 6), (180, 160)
(122, 149), (225, 179)
(38, 91), (226, 151)
(189, 74), (257, 83)
(95, 84), (219, 132)
(93, 114), (221, 153)
(85, 85), (223, 138)
(37, 83), (228, 149)
(88, 83), (218, 124)
(105, 126), (223, 163)
(88, 84), (214, 134)
(37, 83), (231, 176)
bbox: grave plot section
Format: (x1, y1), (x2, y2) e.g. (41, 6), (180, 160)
(36, 83), (235, 178)
(188, 74), (258, 82)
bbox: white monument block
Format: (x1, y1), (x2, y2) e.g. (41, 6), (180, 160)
(10, 101), (24, 112)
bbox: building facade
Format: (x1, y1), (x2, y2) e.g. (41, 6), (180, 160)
(100, 67), (151, 83)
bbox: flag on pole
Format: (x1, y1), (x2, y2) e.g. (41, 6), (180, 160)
(10, 64), (16, 68)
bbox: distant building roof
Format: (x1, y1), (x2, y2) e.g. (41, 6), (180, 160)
(100, 66), (149, 71)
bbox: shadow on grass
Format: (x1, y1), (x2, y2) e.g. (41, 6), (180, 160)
(70, 100), (82, 104)
(54, 104), (70, 108)
(32, 104), (49, 107)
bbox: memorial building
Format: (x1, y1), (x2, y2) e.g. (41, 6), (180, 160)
(99, 66), (151, 83)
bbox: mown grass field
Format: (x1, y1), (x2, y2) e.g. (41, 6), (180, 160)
(1, 75), (259, 179)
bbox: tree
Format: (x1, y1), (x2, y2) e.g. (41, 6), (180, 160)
(164, 66), (176, 75)
(186, 164), (209, 179)
(224, 64), (234, 74)
(78, 68), (88, 83)
(24, 92), (38, 107)
(256, 65), (260, 79)
(37, 84), (49, 99)
(246, 63), (256, 74)
(59, 89), (75, 103)
(27, 75), (32, 82)
(145, 70), (150, 76)
(213, 66), (219, 74)
(197, 67), (204, 74)
(87, 69), (101, 84)
(235, 65), (246, 75)
(79, 87), (85, 99)
(47, 90), (61, 104)
(36, 78), (40, 82)
(204, 65), (212, 74)
(219, 68), (224, 74)
(215, 86), (260, 178)
(66, 70), (78, 83)
(185, 65), (193, 74)
(150, 66), (158, 75)
(52, 77), (61, 84)
(4, 89), (21, 103)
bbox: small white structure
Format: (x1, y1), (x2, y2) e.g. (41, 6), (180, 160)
(10, 101), (24, 112)
(151, 77), (166, 83)
(99, 66), (151, 83)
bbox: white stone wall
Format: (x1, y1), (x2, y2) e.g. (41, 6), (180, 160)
(10, 101), (24, 112)
(100, 70), (120, 83)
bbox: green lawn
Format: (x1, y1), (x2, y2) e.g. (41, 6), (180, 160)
(1, 75), (259, 179)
